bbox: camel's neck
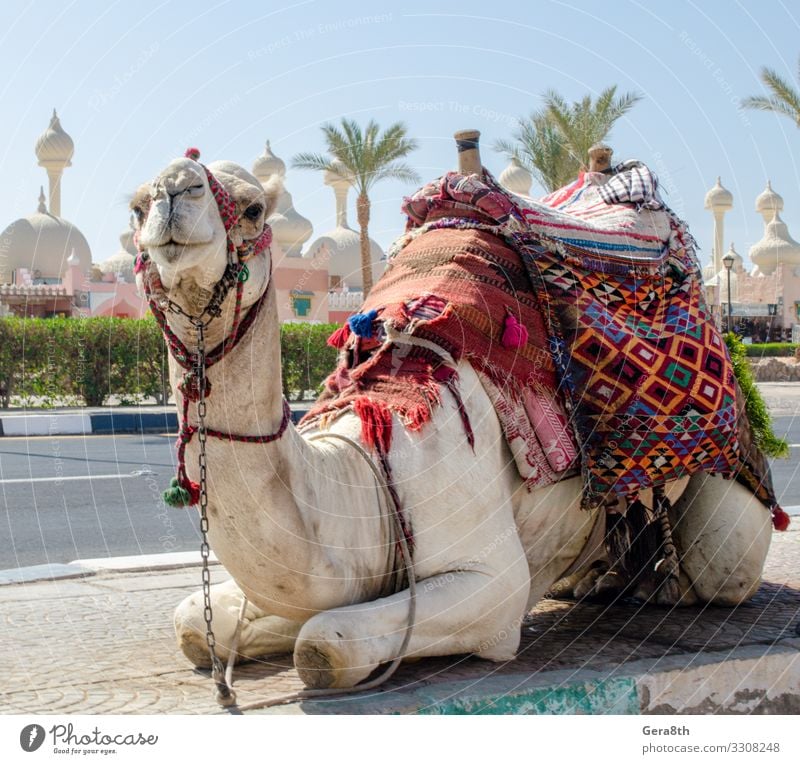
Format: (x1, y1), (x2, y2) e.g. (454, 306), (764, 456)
(162, 274), (392, 617)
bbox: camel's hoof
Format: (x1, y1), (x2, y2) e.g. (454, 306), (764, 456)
(177, 631), (213, 669)
(295, 643), (336, 690)
(594, 571), (626, 599)
(574, 566), (606, 600)
(655, 577), (681, 606)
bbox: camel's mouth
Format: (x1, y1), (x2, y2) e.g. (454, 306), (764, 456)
(148, 240), (203, 263)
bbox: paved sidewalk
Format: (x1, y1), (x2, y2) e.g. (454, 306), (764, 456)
(2, 528), (798, 715)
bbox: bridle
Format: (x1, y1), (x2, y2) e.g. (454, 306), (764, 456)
(139, 149), (416, 712)
(138, 148), (289, 705)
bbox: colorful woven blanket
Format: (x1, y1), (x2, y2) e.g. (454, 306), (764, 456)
(302, 167), (779, 518)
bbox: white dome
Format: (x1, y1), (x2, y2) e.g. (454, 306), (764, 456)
(749, 213), (800, 276)
(704, 176), (733, 211)
(308, 227), (383, 288)
(99, 251), (135, 282)
(35, 109), (74, 166)
(722, 242), (744, 273)
(0, 192), (91, 282)
(755, 180), (783, 221)
(252, 140), (286, 183)
(499, 157), (532, 196)
(99, 221), (138, 282)
(269, 188), (313, 257)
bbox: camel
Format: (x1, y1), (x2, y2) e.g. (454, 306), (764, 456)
(131, 142), (773, 693)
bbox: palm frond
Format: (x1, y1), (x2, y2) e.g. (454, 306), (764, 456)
(290, 152), (334, 173)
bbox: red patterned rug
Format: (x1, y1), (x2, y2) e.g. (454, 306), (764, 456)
(301, 170), (779, 519)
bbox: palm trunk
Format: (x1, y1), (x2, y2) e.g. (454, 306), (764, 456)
(356, 192), (373, 297)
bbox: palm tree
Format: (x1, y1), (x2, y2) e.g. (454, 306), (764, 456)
(292, 119), (419, 296)
(743, 56), (800, 127)
(495, 86), (642, 193)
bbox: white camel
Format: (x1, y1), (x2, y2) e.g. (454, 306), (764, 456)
(132, 149), (773, 691)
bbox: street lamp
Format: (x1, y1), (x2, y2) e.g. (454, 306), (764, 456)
(722, 250), (735, 333)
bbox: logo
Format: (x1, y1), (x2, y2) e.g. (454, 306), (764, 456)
(20, 724), (45, 753)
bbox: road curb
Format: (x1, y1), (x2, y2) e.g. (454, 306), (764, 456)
(0, 407), (308, 436)
(0, 551), (220, 585)
(254, 640), (800, 715)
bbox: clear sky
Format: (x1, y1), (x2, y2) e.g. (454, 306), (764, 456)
(1, 0), (799, 270)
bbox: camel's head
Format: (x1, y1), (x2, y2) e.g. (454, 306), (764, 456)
(131, 151), (281, 292)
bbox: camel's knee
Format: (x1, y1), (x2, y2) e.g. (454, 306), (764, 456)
(174, 582), (301, 669)
(672, 474), (772, 605)
(174, 589), (217, 668)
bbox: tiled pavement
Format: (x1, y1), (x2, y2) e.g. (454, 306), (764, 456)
(2, 527), (798, 715)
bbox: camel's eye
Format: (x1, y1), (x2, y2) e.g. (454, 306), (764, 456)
(187, 184), (204, 197)
(132, 206), (145, 223)
(244, 203), (263, 221)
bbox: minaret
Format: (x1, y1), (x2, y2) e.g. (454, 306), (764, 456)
(35, 109), (74, 217)
(324, 159), (352, 228)
(704, 177), (733, 277)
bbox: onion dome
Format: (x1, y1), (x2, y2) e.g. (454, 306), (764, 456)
(0, 189), (91, 283)
(748, 213), (800, 276)
(35, 109), (74, 166)
(251, 141), (312, 256)
(499, 157), (533, 196)
(252, 140), (286, 183)
(704, 176), (733, 211)
(723, 242), (744, 273)
(269, 188), (313, 257)
(99, 221), (137, 282)
(755, 180), (783, 223)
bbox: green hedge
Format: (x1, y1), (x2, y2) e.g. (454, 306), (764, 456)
(744, 342), (798, 358)
(0, 317), (339, 408)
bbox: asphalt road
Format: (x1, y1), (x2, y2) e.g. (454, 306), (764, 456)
(0, 416), (798, 570)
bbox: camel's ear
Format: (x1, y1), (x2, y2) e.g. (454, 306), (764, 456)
(129, 185), (152, 230)
(261, 175), (282, 220)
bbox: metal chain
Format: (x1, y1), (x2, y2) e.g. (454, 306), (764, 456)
(192, 317), (236, 707)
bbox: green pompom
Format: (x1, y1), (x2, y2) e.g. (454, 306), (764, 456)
(163, 477), (192, 507)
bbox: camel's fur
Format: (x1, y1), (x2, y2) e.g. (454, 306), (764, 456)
(133, 157), (772, 689)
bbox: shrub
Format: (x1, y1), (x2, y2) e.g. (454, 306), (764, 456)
(0, 316), (339, 408)
(280, 322), (339, 400)
(744, 342), (798, 358)
(725, 333), (789, 458)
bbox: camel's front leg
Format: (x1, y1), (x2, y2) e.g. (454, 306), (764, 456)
(174, 579), (302, 668)
(293, 553), (531, 689)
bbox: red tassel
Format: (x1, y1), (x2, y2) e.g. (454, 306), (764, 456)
(501, 308), (528, 349)
(184, 147), (201, 161)
(353, 397), (393, 453)
(772, 506), (791, 531)
(327, 324), (351, 349)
